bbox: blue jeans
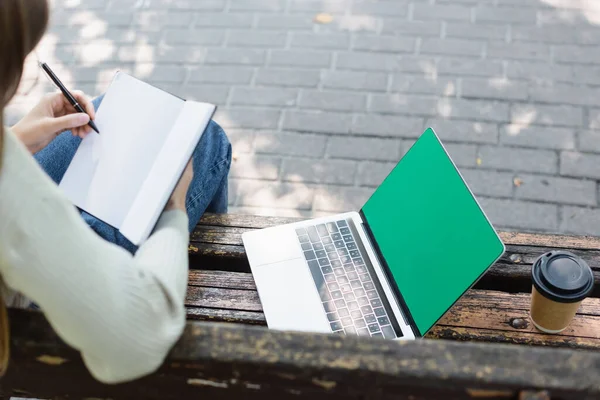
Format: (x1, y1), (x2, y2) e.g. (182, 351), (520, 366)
(34, 95), (232, 254)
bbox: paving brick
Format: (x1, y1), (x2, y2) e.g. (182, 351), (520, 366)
(270, 50), (332, 68)
(460, 169), (514, 197)
(381, 20), (441, 36)
(135, 65), (187, 83)
(291, 33), (350, 49)
(205, 49), (266, 65)
(189, 67), (254, 84)
(529, 83), (600, 107)
(356, 162), (395, 187)
(478, 198), (558, 231)
(163, 29), (225, 45)
(445, 23), (508, 40)
(462, 78), (528, 101)
(229, 0), (287, 11)
(230, 87), (298, 107)
(391, 75), (458, 96)
(511, 103), (583, 128)
(571, 66), (600, 85)
(256, 15), (314, 30)
(487, 42), (551, 62)
(227, 129), (256, 153)
(230, 155), (282, 180)
(479, 146), (558, 174)
(254, 131), (328, 157)
(413, 4), (472, 21)
(499, 125), (576, 150)
(420, 38), (484, 57)
(256, 69), (321, 87)
(474, 6), (537, 24)
(322, 15), (380, 33)
(426, 119), (498, 144)
(133, 12), (193, 29)
(439, 99), (510, 123)
(555, 46), (600, 65)
(236, 180), (315, 210)
(228, 30), (287, 47)
(152, 0), (226, 10)
(214, 108), (281, 129)
(561, 152), (600, 179)
(178, 84), (231, 105)
(351, 115), (424, 138)
(321, 71), (388, 92)
(194, 13), (253, 28)
(117, 45), (207, 64)
(289, 0), (352, 13)
(336, 52), (402, 72)
(283, 111), (353, 134)
(589, 109), (600, 130)
(511, 26), (580, 45)
(370, 94), (438, 117)
(298, 90), (366, 112)
(443, 143), (478, 167)
(282, 159), (357, 185)
(327, 137), (402, 161)
(437, 58), (504, 77)
(561, 207), (600, 236)
(351, 1), (408, 16)
(314, 187), (374, 212)
(578, 131), (600, 153)
(352, 36), (415, 54)
(506, 61), (573, 83)
(515, 174), (596, 206)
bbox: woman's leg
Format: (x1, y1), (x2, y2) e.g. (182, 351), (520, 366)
(185, 120), (232, 231)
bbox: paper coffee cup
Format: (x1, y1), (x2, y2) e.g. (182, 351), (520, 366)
(530, 251), (594, 333)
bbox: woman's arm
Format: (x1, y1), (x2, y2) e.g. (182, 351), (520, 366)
(0, 128), (190, 383)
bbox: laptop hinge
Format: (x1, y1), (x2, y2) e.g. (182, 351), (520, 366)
(358, 209), (421, 338)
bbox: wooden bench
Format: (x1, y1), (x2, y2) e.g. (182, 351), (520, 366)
(2, 214), (600, 399)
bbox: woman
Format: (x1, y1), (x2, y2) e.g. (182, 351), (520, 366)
(0, 0), (231, 383)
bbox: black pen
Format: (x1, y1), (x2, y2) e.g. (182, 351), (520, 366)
(39, 62), (100, 134)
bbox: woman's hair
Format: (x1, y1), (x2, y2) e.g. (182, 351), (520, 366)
(0, 0), (49, 376)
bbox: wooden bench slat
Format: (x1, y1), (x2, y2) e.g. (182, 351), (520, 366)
(184, 270), (600, 349)
(188, 269), (256, 290)
(6, 310), (600, 400)
(186, 286), (262, 312)
(198, 214), (600, 250)
(428, 326), (600, 350)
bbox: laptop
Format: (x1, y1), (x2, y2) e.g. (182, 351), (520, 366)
(242, 128), (505, 339)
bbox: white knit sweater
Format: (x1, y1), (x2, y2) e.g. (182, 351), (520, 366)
(0, 128), (189, 384)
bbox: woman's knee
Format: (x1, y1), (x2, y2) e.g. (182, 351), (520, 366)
(202, 120), (232, 170)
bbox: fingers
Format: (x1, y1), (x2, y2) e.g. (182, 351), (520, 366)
(72, 90), (96, 120)
(49, 113), (90, 135)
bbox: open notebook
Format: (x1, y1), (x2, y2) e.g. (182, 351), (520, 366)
(59, 72), (216, 245)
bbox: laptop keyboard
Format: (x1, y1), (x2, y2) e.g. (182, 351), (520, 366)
(296, 220), (400, 339)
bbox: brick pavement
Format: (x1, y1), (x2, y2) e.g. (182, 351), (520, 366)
(7, 0), (600, 235)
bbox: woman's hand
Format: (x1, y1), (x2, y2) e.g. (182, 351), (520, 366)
(165, 161), (193, 212)
(11, 91), (96, 154)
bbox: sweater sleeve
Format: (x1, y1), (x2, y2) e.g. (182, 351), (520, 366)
(0, 129), (190, 384)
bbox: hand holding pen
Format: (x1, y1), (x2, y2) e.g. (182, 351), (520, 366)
(39, 62), (99, 134)
(11, 63), (100, 153)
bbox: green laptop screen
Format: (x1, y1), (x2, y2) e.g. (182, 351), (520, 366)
(361, 128), (504, 337)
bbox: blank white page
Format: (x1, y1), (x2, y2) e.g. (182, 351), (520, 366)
(60, 72), (184, 228)
(120, 101), (216, 245)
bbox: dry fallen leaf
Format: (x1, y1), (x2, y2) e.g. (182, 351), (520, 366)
(476, 157), (482, 166)
(513, 177), (523, 187)
(314, 13), (333, 24)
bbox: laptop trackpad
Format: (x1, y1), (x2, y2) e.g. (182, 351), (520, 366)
(252, 258), (330, 334)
